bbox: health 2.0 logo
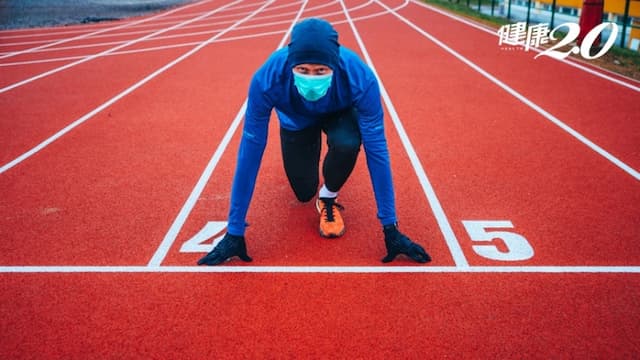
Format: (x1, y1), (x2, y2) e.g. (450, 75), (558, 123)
(497, 22), (618, 60)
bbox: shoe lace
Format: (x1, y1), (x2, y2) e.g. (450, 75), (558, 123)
(321, 198), (344, 222)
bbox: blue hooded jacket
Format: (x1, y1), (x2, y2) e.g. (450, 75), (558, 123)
(226, 20), (397, 235)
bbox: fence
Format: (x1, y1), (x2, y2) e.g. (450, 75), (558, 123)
(448, 0), (640, 50)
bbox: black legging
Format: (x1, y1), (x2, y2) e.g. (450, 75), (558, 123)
(280, 108), (361, 202)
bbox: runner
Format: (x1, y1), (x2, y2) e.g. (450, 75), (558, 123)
(198, 18), (431, 265)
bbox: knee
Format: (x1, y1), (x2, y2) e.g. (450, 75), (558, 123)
(290, 178), (318, 202)
(294, 188), (316, 202)
(329, 136), (361, 154)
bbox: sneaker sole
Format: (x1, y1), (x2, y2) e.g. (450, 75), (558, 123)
(319, 227), (345, 238)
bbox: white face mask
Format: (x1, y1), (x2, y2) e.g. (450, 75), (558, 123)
(292, 71), (333, 101)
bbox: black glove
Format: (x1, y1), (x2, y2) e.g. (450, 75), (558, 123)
(197, 233), (253, 266)
(381, 224), (431, 263)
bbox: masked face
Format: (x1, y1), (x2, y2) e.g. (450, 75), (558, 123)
(292, 64), (333, 102)
(293, 72), (333, 101)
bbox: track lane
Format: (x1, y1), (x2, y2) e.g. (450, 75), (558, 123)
(154, 0), (455, 267)
(0, 1), (391, 69)
(0, 3), (214, 54)
(1, 1), (640, 358)
(0, 0), (236, 92)
(400, 1), (640, 171)
(413, 0), (640, 87)
(161, 103), (453, 266)
(0, 41), (274, 266)
(0, 0), (288, 265)
(0, 45), (220, 166)
(1, 0), (267, 170)
(0, 0), (218, 63)
(2, 273), (639, 357)
(354, 0), (640, 266)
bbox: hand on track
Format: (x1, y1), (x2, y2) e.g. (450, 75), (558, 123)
(197, 233), (252, 266)
(381, 224), (431, 263)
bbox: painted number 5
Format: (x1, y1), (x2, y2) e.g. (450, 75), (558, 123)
(462, 220), (534, 261)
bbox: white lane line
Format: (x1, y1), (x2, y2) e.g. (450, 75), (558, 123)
(409, 0), (640, 92)
(0, 0), (214, 60)
(0, 0), (350, 63)
(0, 0), (303, 48)
(339, 0), (470, 267)
(1, 265), (639, 273)
(146, 100), (246, 266)
(0, 0), (245, 94)
(147, 0), (310, 267)
(0, 0), (266, 175)
(0, 0), (407, 67)
(0, 0), (273, 41)
(378, 0), (640, 181)
(0, 30), (288, 66)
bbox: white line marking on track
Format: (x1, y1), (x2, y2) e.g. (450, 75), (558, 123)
(0, 0), (362, 64)
(0, 5), (224, 40)
(0, 0), (267, 175)
(409, 0), (640, 92)
(339, 0), (469, 267)
(147, 0), (311, 267)
(0, 0), (244, 93)
(0, 0), (305, 45)
(378, 0), (640, 181)
(0, 0), (409, 68)
(1, 265), (639, 273)
(0, 30), (288, 66)
(147, 100), (247, 266)
(5, 0), (308, 46)
(0, 0), (214, 60)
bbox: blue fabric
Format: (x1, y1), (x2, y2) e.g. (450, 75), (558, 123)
(227, 46), (397, 235)
(287, 18), (340, 69)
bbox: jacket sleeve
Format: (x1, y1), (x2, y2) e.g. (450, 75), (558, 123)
(226, 74), (273, 236)
(355, 76), (398, 226)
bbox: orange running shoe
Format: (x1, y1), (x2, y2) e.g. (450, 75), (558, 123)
(316, 197), (345, 238)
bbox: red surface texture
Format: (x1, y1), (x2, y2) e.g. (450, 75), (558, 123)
(1, 0), (638, 357)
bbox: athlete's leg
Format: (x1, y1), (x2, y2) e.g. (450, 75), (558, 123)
(315, 108), (361, 238)
(321, 107), (361, 192)
(280, 125), (321, 202)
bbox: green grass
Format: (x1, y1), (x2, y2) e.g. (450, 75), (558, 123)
(606, 46), (640, 67)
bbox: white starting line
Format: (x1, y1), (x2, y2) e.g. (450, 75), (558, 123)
(1, 265), (639, 273)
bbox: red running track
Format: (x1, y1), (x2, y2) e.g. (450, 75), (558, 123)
(1, 0), (639, 357)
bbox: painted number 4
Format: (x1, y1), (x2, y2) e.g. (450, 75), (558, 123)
(180, 221), (227, 253)
(462, 220), (534, 261)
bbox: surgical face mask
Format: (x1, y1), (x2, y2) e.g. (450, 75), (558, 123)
(292, 71), (333, 101)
